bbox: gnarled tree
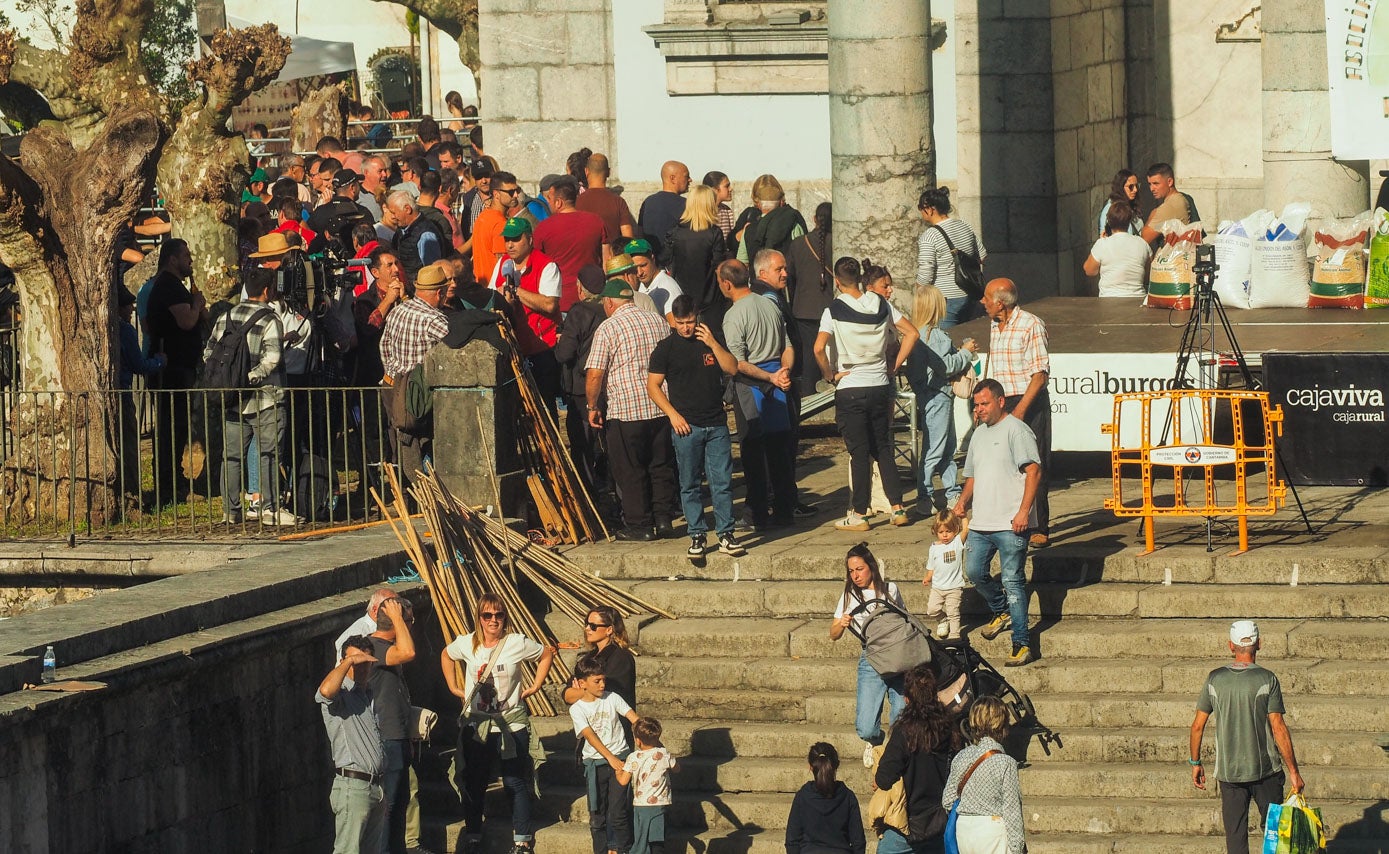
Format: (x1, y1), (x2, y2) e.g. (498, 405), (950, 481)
(372, 0), (480, 78)
(0, 1), (288, 528)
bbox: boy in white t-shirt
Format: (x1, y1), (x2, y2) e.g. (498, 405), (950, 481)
(570, 654), (640, 854)
(616, 716), (680, 854)
(923, 510), (968, 639)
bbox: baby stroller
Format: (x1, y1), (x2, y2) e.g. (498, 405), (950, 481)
(848, 598), (1061, 756)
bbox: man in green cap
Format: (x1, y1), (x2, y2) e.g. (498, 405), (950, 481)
(624, 238), (685, 321)
(489, 216), (564, 414)
(585, 276), (678, 540)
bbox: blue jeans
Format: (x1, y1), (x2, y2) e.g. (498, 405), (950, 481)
(965, 528), (1031, 648)
(459, 726), (534, 844)
(876, 827), (945, 854)
(941, 296), (978, 329)
(917, 390), (960, 505)
(856, 650), (905, 744)
(671, 424), (735, 537)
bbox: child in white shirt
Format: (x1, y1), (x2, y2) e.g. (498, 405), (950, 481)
(616, 716), (679, 854)
(923, 510), (967, 639)
(570, 653), (640, 854)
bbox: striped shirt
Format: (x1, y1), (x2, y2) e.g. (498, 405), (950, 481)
(916, 217), (988, 300)
(986, 307), (1049, 397)
(586, 303), (670, 422)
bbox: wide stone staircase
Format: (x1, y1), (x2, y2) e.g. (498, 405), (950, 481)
(485, 539), (1389, 854)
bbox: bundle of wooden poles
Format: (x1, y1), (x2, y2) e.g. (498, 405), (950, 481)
(496, 319), (608, 545)
(372, 464), (673, 716)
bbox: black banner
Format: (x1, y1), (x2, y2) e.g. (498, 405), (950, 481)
(1263, 352), (1389, 486)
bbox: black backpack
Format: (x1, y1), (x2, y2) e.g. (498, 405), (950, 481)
(930, 224), (984, 300)
(201, 307), (275, 390)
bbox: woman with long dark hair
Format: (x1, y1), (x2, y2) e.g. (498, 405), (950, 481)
(566, 147), (592, 191)
(1097, 169), (1142, 237)
(874, 664), (961, 854)
(786, 742), (866, 854)
(702, 170), (735, 240)
(562, 605), (637, 710)
(830, 542), (909, 764)
(814, 257), (919, 532)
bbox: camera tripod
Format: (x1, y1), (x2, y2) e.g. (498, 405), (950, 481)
(1151, 245), (1312, 549)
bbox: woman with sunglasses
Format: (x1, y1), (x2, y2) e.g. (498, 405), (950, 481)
(442, 593), (556, 854)
(562, 605), (637, 711)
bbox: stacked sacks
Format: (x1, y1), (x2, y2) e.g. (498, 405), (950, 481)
(1208, 210), (1273, 310)
(1249, 203), (1313, 308)
(1368, 209), (1389, 308)
(1146, 220), (1203, 309)
(1309, 211), (1371, 309)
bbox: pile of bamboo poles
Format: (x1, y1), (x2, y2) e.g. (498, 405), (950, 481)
(372, 464), (673, 716)
(496, 320), (608, 545)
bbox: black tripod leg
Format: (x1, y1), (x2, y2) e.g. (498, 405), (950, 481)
(1275, 444), (1315, 534)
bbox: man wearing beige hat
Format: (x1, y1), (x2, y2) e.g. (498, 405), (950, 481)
(381, 262), (451, 483)
(1190, 620), (1305, 854)
(604, 253), (659, 317)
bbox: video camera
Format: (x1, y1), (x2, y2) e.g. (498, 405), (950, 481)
(1193, 243), (1218, 295)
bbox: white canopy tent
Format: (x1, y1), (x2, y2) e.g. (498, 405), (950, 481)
(226, 16), (357, 82)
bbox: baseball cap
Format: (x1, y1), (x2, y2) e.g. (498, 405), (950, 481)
(601, 280), (634, 300)
(604, 253), (636, 277)
(501, 217), (533, 239)
(332, 169), (363, 189)
(623, 239), (653, 258)
(1229, 620), (1259, 645)
(577, 264), (606, 296)
(538, 174), (564, 192)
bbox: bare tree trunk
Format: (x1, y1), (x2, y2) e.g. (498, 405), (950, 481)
(371, 0), (480, 78)
(291, 82), (349, 154)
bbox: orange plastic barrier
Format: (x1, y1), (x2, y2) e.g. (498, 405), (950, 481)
(1101, 389), (1288, 555)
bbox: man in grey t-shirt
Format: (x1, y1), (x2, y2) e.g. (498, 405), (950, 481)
(318, 635), (387, 853)
(952, 378), (1040, 666)
(1190, 620), (1305, 854)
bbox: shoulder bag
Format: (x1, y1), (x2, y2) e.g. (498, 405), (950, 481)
(951, 353), (986, 400)
(931, 224), (985, 300)
(944, 749), (1001, 854)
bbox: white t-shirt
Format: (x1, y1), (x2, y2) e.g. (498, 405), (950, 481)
(834, 581), (905, 635)
(570, 691), (634, 760)
(927, 534), (966, 590)
(624, 747), (676, 806)
(1089, 233), (1152, 299)
(817, 296), (904, 390)
(643, 270), (684, 316)
(444, 633), (546, 727)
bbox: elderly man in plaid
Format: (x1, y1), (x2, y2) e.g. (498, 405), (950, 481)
(586, 278), (678, 541)
(380, 263), (451, 485)
(203, 268), (297, 525)
(981, 277), (1052, 546)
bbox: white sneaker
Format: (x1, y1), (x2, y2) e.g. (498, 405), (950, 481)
(936, 622), (949, 639)
(261, 507), (302, 526)
(862, 741), (876, 768)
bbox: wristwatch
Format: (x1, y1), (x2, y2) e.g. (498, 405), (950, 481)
(1187, 758), (1203, 766)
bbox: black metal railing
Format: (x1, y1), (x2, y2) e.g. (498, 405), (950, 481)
(0, 385), (399, 541)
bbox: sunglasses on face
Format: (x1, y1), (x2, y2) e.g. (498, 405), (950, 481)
(481, 611), (505, 621)
(585, 621), (610, 630)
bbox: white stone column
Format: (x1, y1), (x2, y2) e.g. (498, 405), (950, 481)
(827, 0), (934, 289)
(1262, 0), (1371, 217)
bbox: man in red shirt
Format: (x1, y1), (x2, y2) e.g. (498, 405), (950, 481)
(575, 152), (635, 242)
(273, 198), (316, 247)
(533, 177), (612, 312)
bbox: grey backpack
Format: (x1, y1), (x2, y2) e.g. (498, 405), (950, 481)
(847, 596), (934, 678)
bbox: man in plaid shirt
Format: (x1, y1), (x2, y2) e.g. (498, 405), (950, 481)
(586, 279), (678, 541)
(380, 263), (451, 485)
(981, 278), (1051, 546)
(202, 268), (298, 526)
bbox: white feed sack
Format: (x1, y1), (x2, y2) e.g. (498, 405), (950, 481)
(1250, 202), (1313, 308)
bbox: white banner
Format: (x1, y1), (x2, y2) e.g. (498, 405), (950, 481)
(1045, 353), (1186, 452)
(1326, 0), (1389, 159)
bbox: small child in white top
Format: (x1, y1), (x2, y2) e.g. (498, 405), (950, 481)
(570, 654), (640, 854)
(616, 716), (680, 854)
(923, 510), (968, 640)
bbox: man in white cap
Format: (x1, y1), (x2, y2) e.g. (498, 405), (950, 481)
(1190, 620), (1306, 854)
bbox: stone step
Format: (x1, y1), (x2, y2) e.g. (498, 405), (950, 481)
(619, 579), (1389, 621)
(529, 751), (1389, 802)
(560, 542), (1389, 586)
(636, 615), (1389, 663)
(529, 717), (1389, 770)
(518, 789), (1383, 841)
(625, 654), (1389, 697)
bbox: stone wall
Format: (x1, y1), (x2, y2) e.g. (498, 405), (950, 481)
(955, 1), (1058, 299)
(479, 0), (618, 185)
(1051, 0), (1128, 295)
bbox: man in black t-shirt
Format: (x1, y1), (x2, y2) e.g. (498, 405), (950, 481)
(143, 238), (206, 504)
(647, 294), (746, 559)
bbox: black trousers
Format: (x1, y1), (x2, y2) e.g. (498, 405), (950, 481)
(1005, 388), (1051, 533)
(1220, 771), (1283, 854)
(836, 384), (903, 512)
(149, 367), (197, 502)
(566, 393), (607, 495)
(606, 417), (677, 529)
(527, 349), (561, 422)
(741, 428), (796, 526)
(794, 319), (822, 396)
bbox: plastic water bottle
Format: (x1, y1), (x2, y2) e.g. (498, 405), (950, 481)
(41, 645), (56, 683)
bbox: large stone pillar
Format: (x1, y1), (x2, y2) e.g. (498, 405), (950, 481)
(827, 0), (934, 290)
(1262, 0), (1371, 217)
